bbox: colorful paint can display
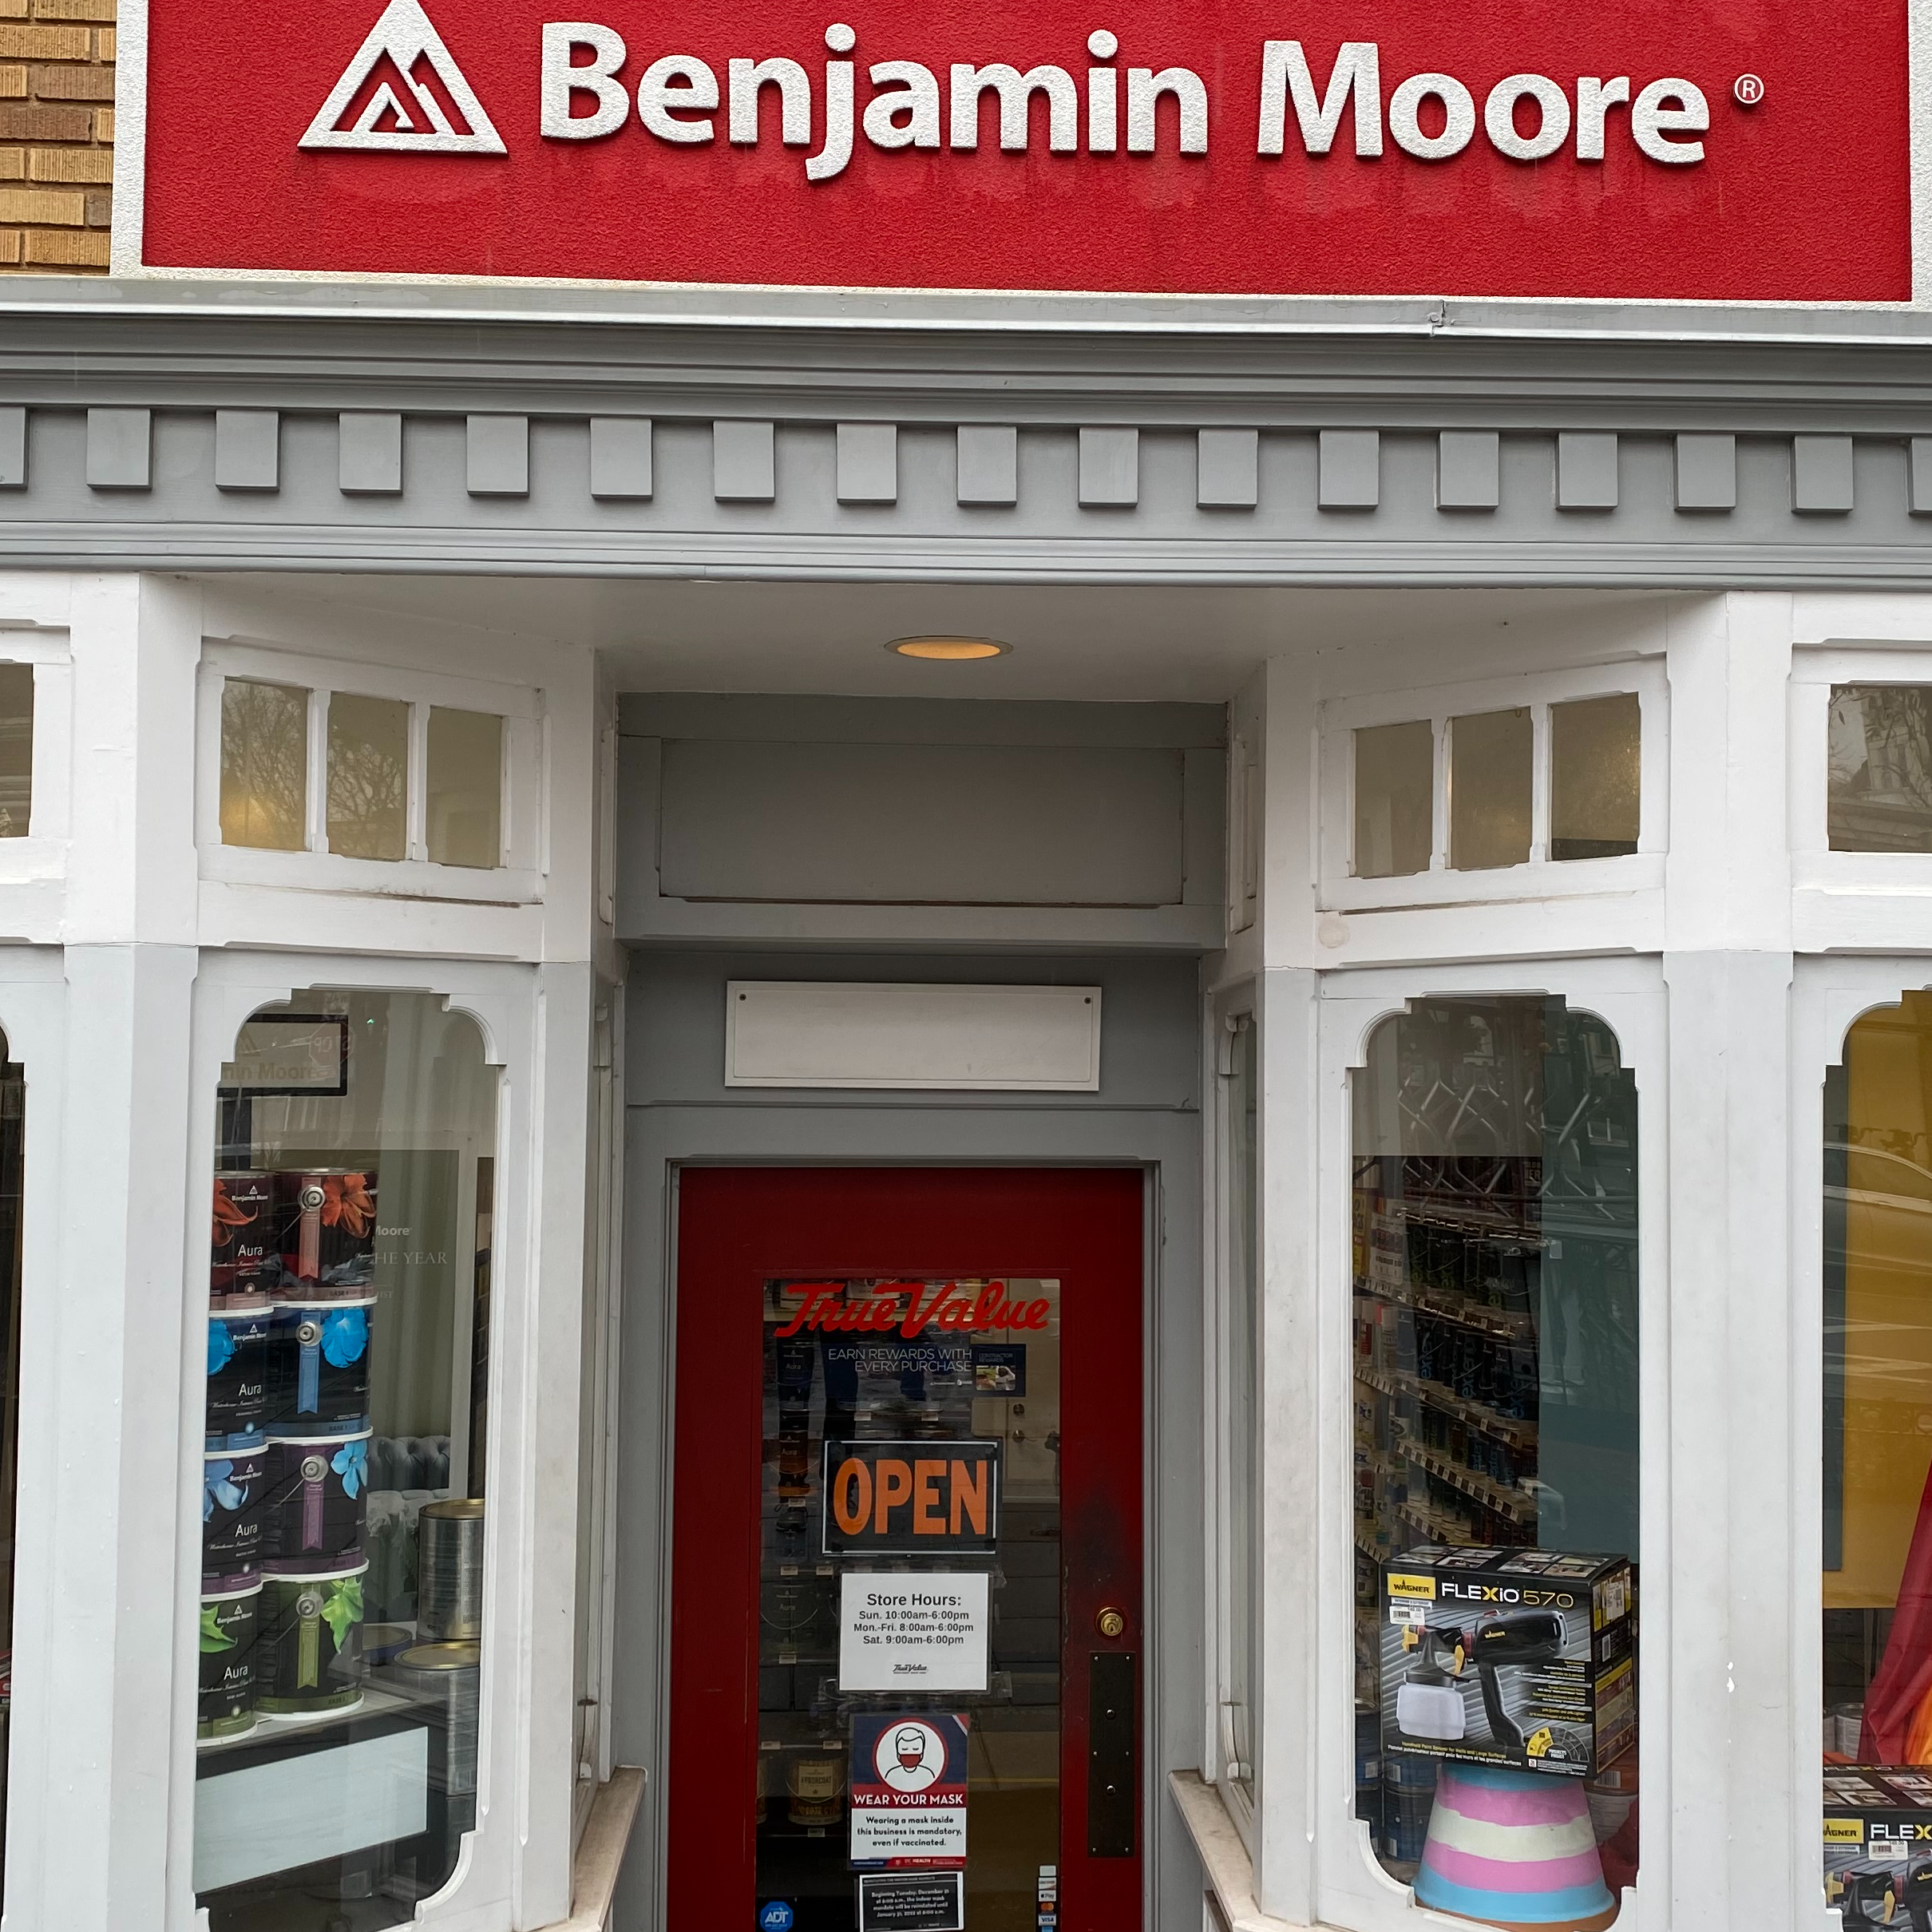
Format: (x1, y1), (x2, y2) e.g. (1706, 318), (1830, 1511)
(255, 1558), (366, 1716)
(205, 1306), (271, 1446)
(396, 1641), (481, 1796)
(262, 1427), (370, 1571)
(279, 1168), (378, 1293)
(203, 1439), (267, 1585)
(198, 1580), (260, 1740)
(418, 1498), (485, 1641)
(210, 1171), (277, 1300)
(267, 1297), (374, 1429)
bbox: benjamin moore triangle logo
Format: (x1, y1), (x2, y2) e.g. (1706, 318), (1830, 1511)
(299, 0), (505, 154)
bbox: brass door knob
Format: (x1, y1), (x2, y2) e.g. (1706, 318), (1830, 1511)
(1095, 1605), (1126, 1641)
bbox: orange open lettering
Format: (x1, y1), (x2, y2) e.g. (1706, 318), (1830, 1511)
(949, 1459), (989, 1535)
(913, 1459), (946, 1534)
(873, 1458), (913, 1531)
(832, 1457), (872, 1536)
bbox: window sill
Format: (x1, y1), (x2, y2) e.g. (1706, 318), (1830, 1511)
(1170, 1770), (1311, 1932)
(536, 1765), (646, 1932)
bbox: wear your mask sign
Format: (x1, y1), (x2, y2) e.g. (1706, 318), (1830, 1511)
(849, 1712), (971, 1869)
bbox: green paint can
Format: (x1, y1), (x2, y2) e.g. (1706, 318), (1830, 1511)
(255, 1557), (366, 1716)
(198, 1580), (260, 1740)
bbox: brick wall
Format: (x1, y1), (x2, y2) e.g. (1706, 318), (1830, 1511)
(0, 0), (111, 273)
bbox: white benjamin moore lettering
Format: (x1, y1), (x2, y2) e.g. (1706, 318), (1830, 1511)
(301, 0), (506, 153)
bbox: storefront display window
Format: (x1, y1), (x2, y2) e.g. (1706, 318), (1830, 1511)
(220, 679), (308, 853)
(1352, 997), (1638, 1929)
(0, 1041), (24, 1896)
(1821, 992), (1932, 1914)
(1829, 687), (1932, 852)
(0, 664), (33, 841)
(193, 990), (497, 1931)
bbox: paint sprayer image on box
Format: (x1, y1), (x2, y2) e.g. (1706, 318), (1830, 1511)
(1380, 1547), (1635, 1777)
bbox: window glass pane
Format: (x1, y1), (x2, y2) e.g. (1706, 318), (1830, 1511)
(1448, 709), (1532, 872)
(0, 663), (33, 838)
(1352, 997), (1639, 1915)
(0, 1039), (24, 1898)
(1354, 721), (1434, 879)
(1830, 686), (1932, 852)
(1225, 1016), (1258, 1792)
(220, 679), (309, 853)
(196, 991), (498, 1930)
(1550, 694), (1641, 863)
(327, 695), (409, 862)
(426, 709), (502, 869)
(1822, 991), (1932, 1918)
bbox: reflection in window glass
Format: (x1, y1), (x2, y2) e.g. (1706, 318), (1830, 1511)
(196, 991), (498, 1931)
(426, 709), (502, 870)
(327, 694), (410, 862)
(1448, 710), (1532, 873)
(220, 679), (310, 853)
(1354, 721), (1435, 879)
(1830, 686), (1932, 853)
(1352, 998), (1638, 1922)
(1550, 695), (1641, 863)
(0, 1040), (24, 1896)
(1225, 1016), (1258, 1794)
(1821, 992), (1932, 1918)
(0, 664), (32, 838)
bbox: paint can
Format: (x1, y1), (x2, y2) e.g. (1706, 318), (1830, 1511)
(786, 1748), (844, 1827)
(267, 1297), (374, 1429)
(210, 1172), (277, 1301)
(279, 1168), (378, 1293)
(262, 1426), (370, 1570)
(203, 1439), (267, 1585)
(255, 1558), (366, 1716)
(198, 1579), (261, 1740)
(418, 1498), (485, 1641)
(358, 1623), (414, 1666)
(205, 1306), (271, 1446)
(396, 1641), (481, 1795)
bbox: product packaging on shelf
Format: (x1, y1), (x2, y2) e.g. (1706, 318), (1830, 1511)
(278, 1168), (378, 1294)
(206, 1304), (271, 1447)
(267, 1296), (374, 1430)
(210, 1172), (278, 1303)
(255, 1557), (369, 1717)
(1824, 1768), (1932, 1920)
(204, 1439), (267, 1585)
(261, 1426), (371, 1571)
(198, 1580), (261, 1740)
(1380, 1546), (1635, 1779)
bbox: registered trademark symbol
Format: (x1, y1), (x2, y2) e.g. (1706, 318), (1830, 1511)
(1734, 73), (1765, 107)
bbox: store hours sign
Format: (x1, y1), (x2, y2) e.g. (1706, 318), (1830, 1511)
(127, 0), (1910, 299)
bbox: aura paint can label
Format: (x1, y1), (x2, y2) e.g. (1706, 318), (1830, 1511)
(210, 1172), (277, 1301)
(267, 1297), (374, 1428)
(255, 1558), (366, 1715)
(279, 1168), (378, 1293)
(198, 1580), (261, 1740)
(203, 1439), (267, 1586)
(262, 1427), (370, 1571)
(206, 1308), (271, 1446)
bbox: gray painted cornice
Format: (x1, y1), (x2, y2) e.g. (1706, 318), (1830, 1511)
(0, 279), (1929, 583)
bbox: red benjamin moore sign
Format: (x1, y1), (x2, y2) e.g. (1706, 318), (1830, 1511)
(133, 0), (1911, 299)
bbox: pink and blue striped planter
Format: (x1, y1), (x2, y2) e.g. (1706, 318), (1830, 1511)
(1413, 1763), (1618, 1932)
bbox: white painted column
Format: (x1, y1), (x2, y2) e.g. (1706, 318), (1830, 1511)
(1660, 591), (1799, 1932)
(2, 575), (200, 1932)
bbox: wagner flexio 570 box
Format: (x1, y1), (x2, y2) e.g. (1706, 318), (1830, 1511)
(1380, 1546), (1635, 1777)
(1824, 1768), (1932, 1924)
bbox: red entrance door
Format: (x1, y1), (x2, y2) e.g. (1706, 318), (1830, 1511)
(668, 1167), (1144, 1932)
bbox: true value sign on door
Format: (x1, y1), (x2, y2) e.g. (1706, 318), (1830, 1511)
(126, 0), (1910, 299)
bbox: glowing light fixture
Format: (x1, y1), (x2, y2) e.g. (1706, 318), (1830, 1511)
(888, 635), (1009, 661)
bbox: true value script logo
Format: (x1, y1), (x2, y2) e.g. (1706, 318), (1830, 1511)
(775, 1281), (1051, 1340)
(302, 0), (1732, 176)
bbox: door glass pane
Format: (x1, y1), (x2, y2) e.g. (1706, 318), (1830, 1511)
(220, 679), (309, 852)
(1353, 721), (1435, 879)
(758, 1277), (1059, 1932)
(1829, 686), (1932, 852)
(1550, 694), (1641, 862)
(1822, 991), (1932, 1917)
(1225, 1020), (1258, 1792)
(1448, 709), (1532, 872)
(426, 709), (502, 869)
(327, 695), (410, 862)
(195, 989), (498, 1931)
(1352, 997), (1640, 1922)
(0, 663), (33, 837)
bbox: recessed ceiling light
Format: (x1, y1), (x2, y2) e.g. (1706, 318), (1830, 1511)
(889, 635), (1009, 660)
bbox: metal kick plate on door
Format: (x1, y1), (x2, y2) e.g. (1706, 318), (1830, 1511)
(1087, 1650), (1137, 1856)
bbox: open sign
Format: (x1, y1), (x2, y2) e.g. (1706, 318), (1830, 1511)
(822, 1440), (1002, 1556)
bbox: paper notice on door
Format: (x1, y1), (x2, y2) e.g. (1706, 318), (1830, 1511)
(839, 1572), (989, 1692)
(857, 1871), (965, 1931)
(849, 1714), (970, 1871)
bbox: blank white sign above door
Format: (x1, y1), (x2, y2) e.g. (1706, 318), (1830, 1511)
(724, 981), (1103, 1091)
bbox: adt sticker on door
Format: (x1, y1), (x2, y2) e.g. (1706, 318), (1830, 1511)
(840, 1573), (989, 1692)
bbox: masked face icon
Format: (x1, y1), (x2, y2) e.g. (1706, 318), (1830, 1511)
(896, 1728), (925, 1774)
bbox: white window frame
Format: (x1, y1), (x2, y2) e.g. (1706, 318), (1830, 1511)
(1308, 956), (1665, 1932)
(196, 641), (545, 903)
(1206, 983), (1260, 1846)
(1319, 659), (1668, 913)
(1791, 646), (1932, 952)
(164, 951), (583, 1932)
